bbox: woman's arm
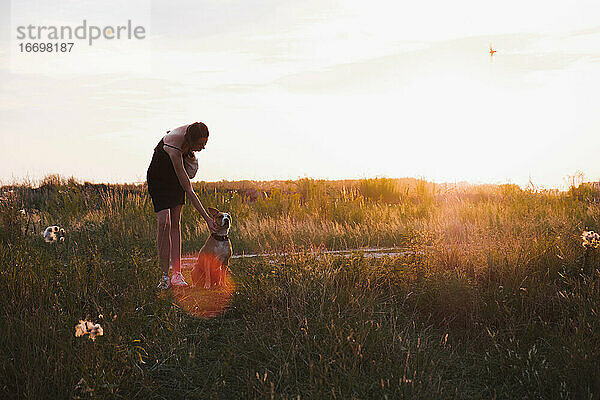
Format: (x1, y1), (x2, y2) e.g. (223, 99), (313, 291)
(166, 148), (217, 231)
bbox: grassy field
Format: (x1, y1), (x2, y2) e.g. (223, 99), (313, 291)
(1, 175), (600, 399)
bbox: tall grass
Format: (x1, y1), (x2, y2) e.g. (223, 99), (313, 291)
(0, 176), (599, 398)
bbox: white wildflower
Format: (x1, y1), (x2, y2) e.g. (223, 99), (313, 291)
(43, 225), (66, 243)
(43, 227), (58, 243)
(74, 320), (104, 341)
(89, 324), (103, 340)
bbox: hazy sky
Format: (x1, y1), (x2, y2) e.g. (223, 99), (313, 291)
(1, 0), (599, 188)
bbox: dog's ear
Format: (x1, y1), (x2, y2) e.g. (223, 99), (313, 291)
(207, 207), (221, 217)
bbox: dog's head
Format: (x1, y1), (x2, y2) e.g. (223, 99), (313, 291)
(208, 207), (232, 235)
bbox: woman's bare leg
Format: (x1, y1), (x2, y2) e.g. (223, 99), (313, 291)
(157, 209), (171, 275)
(169, 204), (183, 274)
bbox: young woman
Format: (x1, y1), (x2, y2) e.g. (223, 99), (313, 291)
(146, 122), (218, 289)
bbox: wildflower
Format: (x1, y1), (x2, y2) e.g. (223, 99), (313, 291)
(582, 230), (600, 248)
(43, 225), (66, 243)
(42, 226), (58, 243)
(74, 320), (104, 341)
(19, 209), (26, 215)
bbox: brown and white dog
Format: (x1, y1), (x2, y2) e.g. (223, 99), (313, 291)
(191, 207), (232, 289)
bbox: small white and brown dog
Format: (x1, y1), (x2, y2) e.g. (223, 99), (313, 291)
(191, 207), (232, 289)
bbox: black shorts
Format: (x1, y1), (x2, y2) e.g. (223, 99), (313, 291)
(147, 140), (185, 213)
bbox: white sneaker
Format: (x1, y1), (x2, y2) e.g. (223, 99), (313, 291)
(157, 274), (170, 290)
(171, 272), (189, 286)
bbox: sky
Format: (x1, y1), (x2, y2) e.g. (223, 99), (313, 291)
(1, 0), (599, 189)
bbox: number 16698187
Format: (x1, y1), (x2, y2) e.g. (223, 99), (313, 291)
(19, 42), (74, 52)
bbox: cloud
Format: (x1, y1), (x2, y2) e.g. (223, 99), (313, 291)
(271, 31), (600, 95)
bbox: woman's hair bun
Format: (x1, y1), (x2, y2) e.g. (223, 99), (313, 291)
(186, 122), (209, 141)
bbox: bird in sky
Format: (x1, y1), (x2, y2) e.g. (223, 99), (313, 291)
(489, 44), (497, 57)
